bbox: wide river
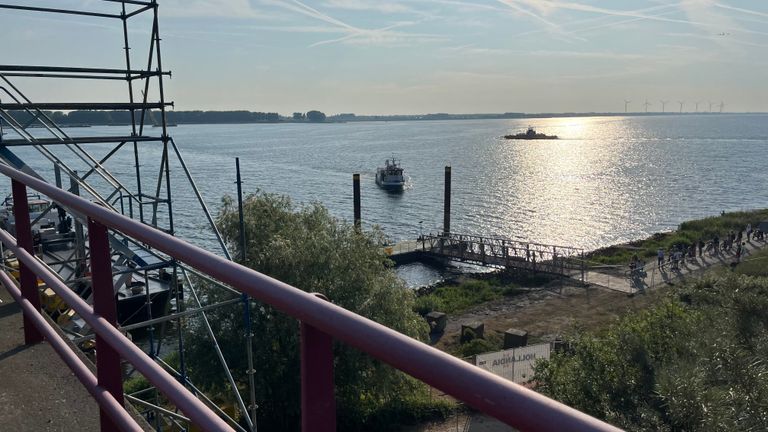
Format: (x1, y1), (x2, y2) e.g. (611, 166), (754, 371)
(6, 114), (768, 284)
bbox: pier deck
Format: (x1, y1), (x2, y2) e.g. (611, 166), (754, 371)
(0, 285), (99, 432)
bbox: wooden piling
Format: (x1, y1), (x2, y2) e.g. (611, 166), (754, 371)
(443, 166), (451, 235)
(353, 173), (361, 228)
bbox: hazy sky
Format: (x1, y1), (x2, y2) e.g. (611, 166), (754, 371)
(2, 0), (768, 114)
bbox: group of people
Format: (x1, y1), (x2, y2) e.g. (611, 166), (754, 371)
(655, 245), (689, 271)
(653, 223), (763, 271)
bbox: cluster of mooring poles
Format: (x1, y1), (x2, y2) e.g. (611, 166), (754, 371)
(351, 166), (452, 233)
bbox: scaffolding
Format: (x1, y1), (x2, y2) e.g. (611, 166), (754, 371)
(0, 2), (257, 431)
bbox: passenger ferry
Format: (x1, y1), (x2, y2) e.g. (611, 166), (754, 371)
(375, 158), (406, 191)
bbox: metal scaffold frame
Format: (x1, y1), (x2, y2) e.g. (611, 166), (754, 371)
(0, 1), (258, 431)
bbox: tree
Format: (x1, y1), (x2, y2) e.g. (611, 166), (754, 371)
(306, 110), (326, 122)
(184, 192), (430, 430)
(265, 112), (280, 122)
(292, 112), (305, 121)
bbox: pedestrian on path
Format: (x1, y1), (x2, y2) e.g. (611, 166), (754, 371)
(657, 248), (664, 269)
(698, 239), (704, 257)
(747, 223), (753, 241)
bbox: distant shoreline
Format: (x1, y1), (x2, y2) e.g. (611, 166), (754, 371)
(5, 110), (764, 128)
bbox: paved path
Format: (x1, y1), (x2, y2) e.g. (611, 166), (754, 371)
(0, 285), (100, 432)
(586, 238), (767, 294)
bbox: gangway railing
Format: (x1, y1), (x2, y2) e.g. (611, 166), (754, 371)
(0, 163), (621, 432)
(421, 232), (587, 284)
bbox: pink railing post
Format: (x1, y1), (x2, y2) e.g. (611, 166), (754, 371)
(11, 179), (43, 344)
(301, 294), (336, 432)
(88, 218), (125, 431)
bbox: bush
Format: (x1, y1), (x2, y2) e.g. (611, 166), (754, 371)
(416, 280), (505, 314)
(350, 395), (454, 431)
(185, 192), (429, 430)
(456, 338), (498, 358)
(413, 296), (444, 315)
(534, 274), (768, 430)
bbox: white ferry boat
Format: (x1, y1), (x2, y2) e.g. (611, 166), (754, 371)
(375, 158), (406, 191)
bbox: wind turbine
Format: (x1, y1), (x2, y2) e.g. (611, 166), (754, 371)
(719, 101), (725, 113)
(660, 100), (668, 113)
(708, 101), (713, 113)
(643, 99), (651, 113)
(695, 101), (701, 113)
(678, 101), (684, 113)
(624, 100), (631, 113)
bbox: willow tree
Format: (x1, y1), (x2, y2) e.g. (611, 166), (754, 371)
(184, 192), (430, 430)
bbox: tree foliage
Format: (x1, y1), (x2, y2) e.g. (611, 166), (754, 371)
(306, 110), (326, 122)
(534, 274), (768, 431)
(184, 192), (430, 430)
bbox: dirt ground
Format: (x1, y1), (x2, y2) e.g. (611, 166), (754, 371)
(432, 280), (667, 353)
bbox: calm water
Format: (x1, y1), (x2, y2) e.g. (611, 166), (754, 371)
(5, 114), (768, 284)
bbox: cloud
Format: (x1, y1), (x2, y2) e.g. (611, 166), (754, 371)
(510, 0), (698, 26)
(442, 45), (650, 60)
(495, 0), (576, 40)
(161, 0), (264, 18)
(715, 3), (768, 21)
(321, 0), (413, 14)
(260, 0), (444, 47)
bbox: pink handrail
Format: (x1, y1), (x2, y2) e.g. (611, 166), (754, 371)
(0, 163), (621, 432)
(0, 270), (143, 432)
(0, 222), (234, 431)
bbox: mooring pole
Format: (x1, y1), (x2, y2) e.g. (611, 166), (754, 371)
(236, 158), (258, 432)
(443, 166), (451, 235)
(353, 173), (361, 229)
(236, 158), (246, 260)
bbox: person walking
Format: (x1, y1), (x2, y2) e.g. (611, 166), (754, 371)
(657, 248), (664, 269)
(746, 223), (753, 241)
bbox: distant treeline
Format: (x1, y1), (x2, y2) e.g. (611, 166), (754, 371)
(6, 110), (286, 126)
(3, 109), (738, 128)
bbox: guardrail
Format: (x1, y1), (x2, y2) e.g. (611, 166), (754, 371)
(0, 163), (621, 432)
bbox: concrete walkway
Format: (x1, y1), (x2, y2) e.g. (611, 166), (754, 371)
(586, 238), (767, 294)
(0, 285), (100, 431)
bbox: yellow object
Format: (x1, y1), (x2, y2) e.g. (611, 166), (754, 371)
(42, 288), (69, 314)
(57, 308), (76, 325)
(384, 247), (393, 255)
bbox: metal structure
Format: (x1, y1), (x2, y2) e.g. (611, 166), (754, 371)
(0, 1), (257, 430)
(420, 232), (586, 284)
(0, 162), (622, 432)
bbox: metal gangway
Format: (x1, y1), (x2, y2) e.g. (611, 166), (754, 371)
(420, 232), (587, 284)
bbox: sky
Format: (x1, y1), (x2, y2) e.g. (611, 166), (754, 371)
(2, 0), (768, 115)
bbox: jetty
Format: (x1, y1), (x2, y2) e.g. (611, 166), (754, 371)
(387, 232), (586, 283)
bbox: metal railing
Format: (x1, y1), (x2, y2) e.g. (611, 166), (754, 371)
(0, 163), (621, 432)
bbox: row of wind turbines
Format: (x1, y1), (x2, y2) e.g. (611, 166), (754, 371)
(623, 99), (725, 114)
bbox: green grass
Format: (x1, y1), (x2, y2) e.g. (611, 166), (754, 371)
(588, 209), (768, 266)
(414, 279), (524, 315)
(734, 247), (768, 277)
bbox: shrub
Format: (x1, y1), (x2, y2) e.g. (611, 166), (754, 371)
(413, 296), (444, 316)
(456, 338), (498, 358)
